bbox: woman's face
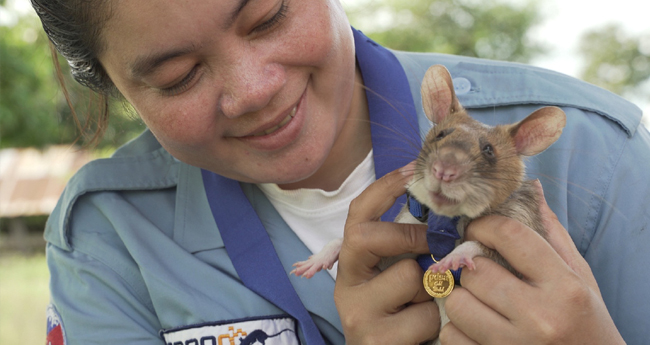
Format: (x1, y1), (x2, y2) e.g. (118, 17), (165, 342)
(99, 0), (358, 185)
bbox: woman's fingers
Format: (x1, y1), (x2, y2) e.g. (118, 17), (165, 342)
(464, 214), (568, 286)
(335, 163), (440, 344)
(448, 180), (625, 345)
(346, 162), (414, 223)
(441, 287), (511, 345)
(533, 180), (601, 295)
(439, 319), (480, 345)
(338, 220), (429, 284)
(338, 164), (429, 284)
(455, 254), (530, 320)
(374, 259), (435, 308)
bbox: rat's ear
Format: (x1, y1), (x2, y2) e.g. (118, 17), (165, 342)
(421, 65), (462, 124)
(509, 106), (567, 156)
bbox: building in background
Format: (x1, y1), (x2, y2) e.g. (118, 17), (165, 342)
(0, 146), (94, 253)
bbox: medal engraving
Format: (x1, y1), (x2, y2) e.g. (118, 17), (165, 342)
(423, 269), (455, 298)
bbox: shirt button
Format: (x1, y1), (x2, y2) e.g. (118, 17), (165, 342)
(452, 77), (472, 95)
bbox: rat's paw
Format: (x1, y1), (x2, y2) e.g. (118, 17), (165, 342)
(428, 241), (483, 273)
(428, 254), (475, 273)
(290, 238), (343, 279)
(291, 259), (327, 279)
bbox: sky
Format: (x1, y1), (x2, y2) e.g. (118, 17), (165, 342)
(521, 0), (649, 77)
(345, 0), (650, 122)
(514, 0), (650, 122)
(3, 0), (649, 120)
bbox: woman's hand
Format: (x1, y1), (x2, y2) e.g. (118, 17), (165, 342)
(334, 166), (440, 344)
(440, 181), (625, 344)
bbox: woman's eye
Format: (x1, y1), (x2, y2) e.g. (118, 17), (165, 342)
(252, 1), (288, 33)
(159, 66), (199, 97)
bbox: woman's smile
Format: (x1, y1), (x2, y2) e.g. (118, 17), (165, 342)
(250, 107), (295, 137)
(98, 0), (368, 188)
(235, 84), (307, 152)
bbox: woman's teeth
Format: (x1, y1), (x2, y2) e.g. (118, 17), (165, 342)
(253, 106), (297, 136)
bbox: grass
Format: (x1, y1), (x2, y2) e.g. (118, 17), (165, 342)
(0, 253), (50, 345)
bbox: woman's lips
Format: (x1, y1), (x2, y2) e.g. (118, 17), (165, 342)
(251, 106), (297, 136)
(236, 86), (307, 151)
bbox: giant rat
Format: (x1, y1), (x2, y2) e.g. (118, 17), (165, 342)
(292, 64), (566, 343)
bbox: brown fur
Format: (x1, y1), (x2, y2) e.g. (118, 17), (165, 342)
(402, 65), (565, 345)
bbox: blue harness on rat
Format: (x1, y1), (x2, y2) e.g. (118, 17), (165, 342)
(407, 192), (462, 284)
(201, 29), (458, 344)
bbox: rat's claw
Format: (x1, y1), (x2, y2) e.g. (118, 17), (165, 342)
(290, 238), (343, 278)
(461, 257), (476, 270)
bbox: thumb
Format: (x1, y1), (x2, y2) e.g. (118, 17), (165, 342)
(533, 180), (601, 294)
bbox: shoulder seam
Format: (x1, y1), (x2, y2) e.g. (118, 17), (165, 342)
(391, 50), (642, 137)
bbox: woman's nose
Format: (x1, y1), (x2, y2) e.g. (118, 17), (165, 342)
(218, 58), (286, 119)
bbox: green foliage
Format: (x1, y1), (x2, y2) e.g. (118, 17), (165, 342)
(12, 1), (647, 149)
(578, 24), (650, 99)
(345, 0), (545, 63)
(0, 17), (74, 147)
(0, 14), (145, 149)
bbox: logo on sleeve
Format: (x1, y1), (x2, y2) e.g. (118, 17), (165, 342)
(46, 304), (67, 345)
(161, 316), (299, 345)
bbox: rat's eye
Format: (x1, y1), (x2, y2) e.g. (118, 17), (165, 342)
(482, 144), (494, 157)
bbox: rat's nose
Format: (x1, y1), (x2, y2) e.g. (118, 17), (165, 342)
(431, 147), (468, 182)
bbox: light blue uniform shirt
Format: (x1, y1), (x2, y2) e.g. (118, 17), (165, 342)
(45, 29), (650, 344)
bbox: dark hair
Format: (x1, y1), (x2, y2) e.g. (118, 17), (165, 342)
(31, 0), (116, 145)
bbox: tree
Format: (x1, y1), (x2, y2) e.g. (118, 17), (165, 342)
(2, 0), (546, 149)
(345, 0), (545, 63)
(0, 12), (145, 149)
(578, 24), (650, 100)
(0, 16), (74, 147)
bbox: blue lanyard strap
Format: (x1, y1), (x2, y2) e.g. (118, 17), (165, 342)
(201, 170), (326, 345)
(199, 28), (422, 344)
(353, 29), (421, 222)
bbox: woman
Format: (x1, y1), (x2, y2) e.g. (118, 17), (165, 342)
(34, 0), (646, 344)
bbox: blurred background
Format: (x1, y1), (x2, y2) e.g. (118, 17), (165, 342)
(1, 0), (648, 343)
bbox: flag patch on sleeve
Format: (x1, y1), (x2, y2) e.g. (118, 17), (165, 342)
(46, 304), (67, 345)
(161, 315), (300, 345)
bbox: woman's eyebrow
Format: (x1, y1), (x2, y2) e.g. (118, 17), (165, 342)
(129, 46), (196, 80)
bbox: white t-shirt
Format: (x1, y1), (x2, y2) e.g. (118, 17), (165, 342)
(258, 150), (376, 279)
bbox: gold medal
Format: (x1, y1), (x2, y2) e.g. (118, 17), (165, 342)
(423, 256), (455, 298)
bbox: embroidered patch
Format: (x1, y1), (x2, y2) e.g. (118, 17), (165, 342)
(46, 304), (67, 345)
(161, 315), (300, 345)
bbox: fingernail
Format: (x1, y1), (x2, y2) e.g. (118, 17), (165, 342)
(399, 161), (416, 177)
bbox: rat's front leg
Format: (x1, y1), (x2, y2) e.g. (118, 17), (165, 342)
(428, 240), (487, 273)
(291, 238), (343, 278)
(291, 203), (419, 278)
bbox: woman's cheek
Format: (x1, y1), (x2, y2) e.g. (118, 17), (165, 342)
(144, 87), (222, 149)
(281, 3), (337, 64)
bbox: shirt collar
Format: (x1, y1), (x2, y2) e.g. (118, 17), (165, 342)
(353, 28), (421, 220)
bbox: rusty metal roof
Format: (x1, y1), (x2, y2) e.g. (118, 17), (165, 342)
(0, 146), (94, 218)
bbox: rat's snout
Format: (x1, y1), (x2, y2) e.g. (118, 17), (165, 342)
(431, 147), (469, 182)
